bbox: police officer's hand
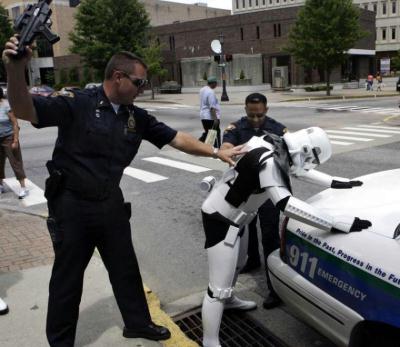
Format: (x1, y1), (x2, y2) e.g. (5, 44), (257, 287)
(331, 180), (363, 189)
(216, 145), (247, 166)
(2, 35), (33, 70)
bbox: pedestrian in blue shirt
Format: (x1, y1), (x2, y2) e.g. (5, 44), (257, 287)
(3, 36), (243, 347)
(222, 93), (287, 309)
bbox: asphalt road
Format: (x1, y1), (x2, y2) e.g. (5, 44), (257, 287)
(2, 96), (400, 346)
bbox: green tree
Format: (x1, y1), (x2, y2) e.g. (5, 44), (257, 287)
(138, 39), (167, 100)
(69, 0), (150, 75)
(0, 5), (14, 81)
(286, 0), (366, 95)
(391, 50), (400, 73)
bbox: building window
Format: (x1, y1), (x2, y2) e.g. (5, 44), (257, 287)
(392, 1), (396, 14)
(373, 3), (377, 13)
(36, 37), (54, 57)
(241, 27), (244, 40)
(11, 6), (20, 19)
(243, 0), (245, 8)
(392, 27), (396, 40)
(269, 0), (272, 5)
(263, 0), (266, 5)
(169, 36), (175, 50)
(256, 25), (260, 39)
(249, 0), (252, 7)
(382, 28), (386, 40)
(364, 4), (368, 10)
(382, 2), (387, 15)
(256, 0), (259, 6)
(236, 0), (239, 9)
(274, 23), (281, 37)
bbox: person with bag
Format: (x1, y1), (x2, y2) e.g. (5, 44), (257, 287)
(199, 76), (221, 148)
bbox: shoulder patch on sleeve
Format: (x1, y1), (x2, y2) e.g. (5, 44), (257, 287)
(51, 91), (75, 98)
(223, 124), (236, 133)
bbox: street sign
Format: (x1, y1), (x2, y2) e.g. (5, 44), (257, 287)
(211, 39), (221, 54)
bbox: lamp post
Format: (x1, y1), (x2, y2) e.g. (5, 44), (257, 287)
(219, 33), (229, 102)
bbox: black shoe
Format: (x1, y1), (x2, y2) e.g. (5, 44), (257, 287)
(123, 323), (171, 341)
(263, 294), (282, 310)
(240, 260), (261, 274)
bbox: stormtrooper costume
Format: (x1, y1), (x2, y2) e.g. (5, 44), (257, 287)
(200, 127), (371, 347)
(0, 297), (8, 315)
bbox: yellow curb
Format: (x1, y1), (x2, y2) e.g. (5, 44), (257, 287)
(144, 285), (199, 347)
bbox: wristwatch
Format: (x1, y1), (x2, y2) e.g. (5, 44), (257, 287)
(212, 147), (219, 158)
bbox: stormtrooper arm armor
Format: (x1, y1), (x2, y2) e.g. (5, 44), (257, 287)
(294, 169), (363, 189)
(266, 186), (370, 233)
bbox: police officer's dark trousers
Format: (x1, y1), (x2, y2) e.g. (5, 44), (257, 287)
(46, 189), (151, 347)
(247, 200), (280, 290)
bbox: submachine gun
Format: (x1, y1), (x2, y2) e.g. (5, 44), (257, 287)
(13, 0), (60, 58)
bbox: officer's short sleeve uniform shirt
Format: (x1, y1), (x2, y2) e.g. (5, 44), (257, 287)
(223, 116), (286, 146)
(32, 86), (177, 191)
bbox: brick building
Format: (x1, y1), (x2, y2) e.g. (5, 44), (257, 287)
(233, 0), (400, 75)
(152, 6), (376, 87)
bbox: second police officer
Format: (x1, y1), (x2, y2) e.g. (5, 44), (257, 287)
(221, 93), (287, 309)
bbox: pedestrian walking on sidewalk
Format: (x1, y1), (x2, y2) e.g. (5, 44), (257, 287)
(0, 297), (9, 315)
(366, 73), (374, 91)
(199, 76), (221, 148)
(376, 71), (383, 91)
(0, 87), (28, 199)
(221, 93), (287, 309)
(3, 35), (243, 347)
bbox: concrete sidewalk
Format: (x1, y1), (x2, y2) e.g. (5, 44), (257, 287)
(0, 209), (197, 347)
(136, 84), (400, 107)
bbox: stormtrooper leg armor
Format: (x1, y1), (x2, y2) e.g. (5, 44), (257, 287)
(0, 297), (9, 315)
(202, 226), (256, 347)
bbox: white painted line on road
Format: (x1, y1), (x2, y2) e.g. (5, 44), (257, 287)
(3, 178), (46, 207)
(143, 157), (211, 173)
(123, 167), (168, 183)
(358, 125), (400, 130)
(326, 130), (391, 138)
(327, 135), (373, 142)
(343, 127), (400, 134)
(330, 140), (353, 146)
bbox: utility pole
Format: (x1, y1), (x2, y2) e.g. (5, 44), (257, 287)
(219, 33), (229, 102)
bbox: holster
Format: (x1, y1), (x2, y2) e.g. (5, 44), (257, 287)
(44, 161), (64, 201)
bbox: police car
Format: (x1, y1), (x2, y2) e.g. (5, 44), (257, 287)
(268, 169), (400, 347)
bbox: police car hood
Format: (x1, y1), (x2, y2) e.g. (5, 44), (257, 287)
(305, 169), (400, 239)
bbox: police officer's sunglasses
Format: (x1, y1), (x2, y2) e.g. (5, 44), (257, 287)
(117, 70), (148, 89)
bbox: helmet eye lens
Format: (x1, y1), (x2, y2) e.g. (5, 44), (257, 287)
(312, 147), (321, 165)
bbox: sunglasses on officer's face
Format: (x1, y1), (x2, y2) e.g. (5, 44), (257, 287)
(247, 113), (266, 119)
(117, 70), (148, 89)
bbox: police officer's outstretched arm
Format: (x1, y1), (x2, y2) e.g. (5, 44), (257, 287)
(169, 131), (245, 166)
(2, 35), (38, 124)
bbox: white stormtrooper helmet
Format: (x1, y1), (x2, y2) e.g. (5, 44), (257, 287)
(283, 127), (332, 175)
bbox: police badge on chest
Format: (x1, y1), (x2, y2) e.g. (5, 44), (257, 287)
(126, 110), (136, 133)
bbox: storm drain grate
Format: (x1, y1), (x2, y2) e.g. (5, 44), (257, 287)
(175, 310), (288, 347)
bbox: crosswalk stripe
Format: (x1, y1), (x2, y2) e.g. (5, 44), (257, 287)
(343, 127), (400, 134)
(328, 135), (372, 142)
(3, 178), (46, 207)
(142, 157), (211, 173)
(123, 167), (168, 183)
(326, 130), (390, 138)
(357, 125), (400, 130)
(330, 140), (353, 146)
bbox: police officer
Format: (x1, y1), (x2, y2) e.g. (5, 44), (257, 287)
(3, 37), (243, 347)
(221, 93), (287, 309)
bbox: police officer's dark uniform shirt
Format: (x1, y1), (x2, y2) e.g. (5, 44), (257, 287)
(32, 86), (177, 198)
(223, 116), (286, 145)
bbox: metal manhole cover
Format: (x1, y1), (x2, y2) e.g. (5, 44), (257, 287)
(175, 310), (288, 347)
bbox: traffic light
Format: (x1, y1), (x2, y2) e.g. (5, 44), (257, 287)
(225, 54), (233, 62)
(214, 55), (221, 63)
